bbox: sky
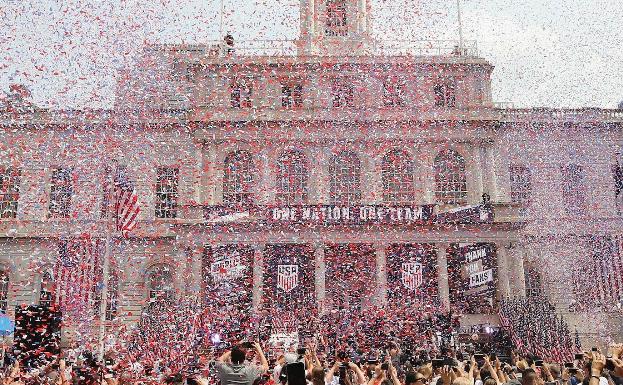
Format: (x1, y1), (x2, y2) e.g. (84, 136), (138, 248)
(1, 0), (622, 110)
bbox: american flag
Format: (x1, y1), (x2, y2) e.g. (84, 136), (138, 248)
(113, 167), (140, 238)
(54, 235), (104, 319)
(498, 297), (574, 362)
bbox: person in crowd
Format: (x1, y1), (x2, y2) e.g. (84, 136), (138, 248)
(215, 342), (269, 385)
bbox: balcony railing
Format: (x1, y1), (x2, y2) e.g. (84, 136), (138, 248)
(153, 38), (479, 58)
(496, 107), (623, 122)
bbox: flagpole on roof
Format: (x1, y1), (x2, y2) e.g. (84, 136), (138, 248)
(456, 0), (464, 55)
(219, 0), (225, 37)
(98, 164), (114, 360)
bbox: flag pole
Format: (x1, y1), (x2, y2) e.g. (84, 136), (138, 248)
(456, 0), (465, 55)
(98, 166), (113, 361)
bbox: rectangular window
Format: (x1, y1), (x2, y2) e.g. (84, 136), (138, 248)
(39, 272), (54, 308)
(561, 164), (586, 215)
(382, 77), (406, 107)
(49, 168), (72, 218)
(331, 77), (354, 108)
(0, 167), (20, 219)
(155, 167), (179, 219)
(230, 77), (253, 109)
(325, 0), (347, 36)
(510, 165), (532, 206)
(614, 162), (623, 215)
(281, 83), (303, 109)
(434, 80), (456, 107)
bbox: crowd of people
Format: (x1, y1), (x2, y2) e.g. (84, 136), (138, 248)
(2, 333), (623, 385)
(0, 292), (619, 384)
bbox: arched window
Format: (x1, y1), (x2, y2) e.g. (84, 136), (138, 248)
(329, 151), (361, 204)
(0, 270), (8, 313)
(434, 149), (467, 204)
(276, 150), (309, 204)
(147, 264), (174, 302)
(223, 151), (254, 204)
(382, 149), (415, 203)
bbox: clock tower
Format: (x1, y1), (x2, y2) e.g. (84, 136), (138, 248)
(297, 0), (373, 56)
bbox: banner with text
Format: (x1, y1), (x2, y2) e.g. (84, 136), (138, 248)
(202, 245), (254, 341)
(448, 243), (497, 314)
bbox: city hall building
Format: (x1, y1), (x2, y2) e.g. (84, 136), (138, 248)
(1, 0), (622, 348)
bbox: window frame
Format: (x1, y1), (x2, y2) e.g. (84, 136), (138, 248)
(223, 151), (254, 205)
(434, 149), (468, 205)
(331, 76), (354, 108)
(0, 167), (20, 219)
(281, 82), (304, 109)
(561, 164), (587, 215)
(155, 167), (179, 219)
(382, 76), (406, 108)
(276, 150), (309, 205)
(147, 263), (174, 303)
(325, 0), (348, 37)
(509, 164), (532, 206)
(381, 149), (415, 204)
(329, 150), (362, 205)
(49, 167), (73, 218)
(433, 79), (457, 108)
(230, 77), (253, 109)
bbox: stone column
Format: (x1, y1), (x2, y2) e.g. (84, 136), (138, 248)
(496, 242), (511, 300)
(470, 143), (485, 204)
(420, 148), (436, 204)
(314, 242), (326, 313)
(203, 141), (218, 205)
(364, 152), (382, 203)
(436, 243), (451, 310)
(508, 245), (526, 297)
(311, 146), (329, 204)
(252, 243), (265, 311)
(375, 243), (388, 305)
(189, 246), (203, 297)
(258, 147), (274, 204)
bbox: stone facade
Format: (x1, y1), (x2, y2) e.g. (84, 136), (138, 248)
(0, 0), (622, 348)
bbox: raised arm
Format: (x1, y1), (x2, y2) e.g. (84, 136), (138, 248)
(348, 362), (367, 385)
(253, 342), (269, 372)
(326, 361), (340, 384)
(590, 352), (605, 385)
(218, 350), (232, 363)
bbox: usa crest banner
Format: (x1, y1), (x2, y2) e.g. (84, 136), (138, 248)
(202, 245), (254, 341)
(277, 264), (299, 293)
(387, 243), (438, 308)
(262, 244), (314, 312)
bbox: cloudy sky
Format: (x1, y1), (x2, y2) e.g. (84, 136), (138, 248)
(1, 0), (622, 109)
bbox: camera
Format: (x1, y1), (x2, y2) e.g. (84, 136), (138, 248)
(381, 363), (389, 371)
(240, 342), (254, 349)
(534, 360), (544, 367)
(432, 359), (445, 369)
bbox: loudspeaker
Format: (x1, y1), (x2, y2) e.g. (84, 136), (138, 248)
(13, 304), (62, 368)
